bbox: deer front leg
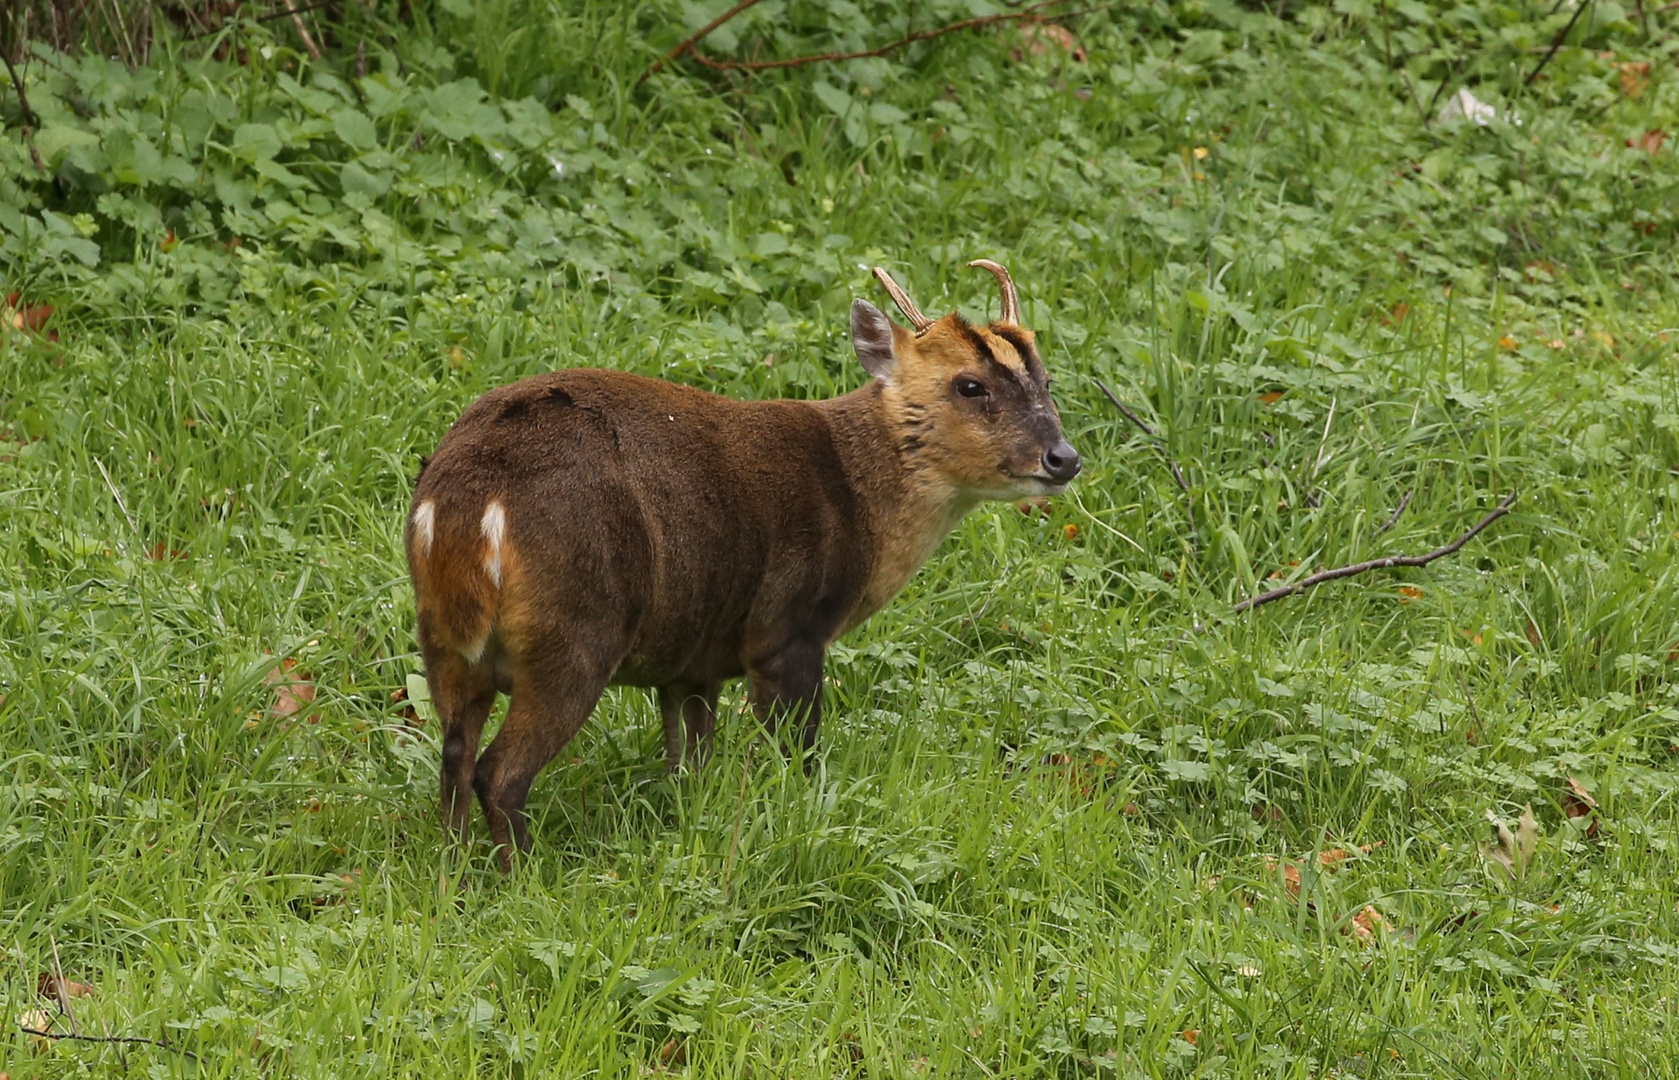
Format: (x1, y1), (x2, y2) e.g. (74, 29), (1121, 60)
(659, 681), (720, 773)
(747, 639), (825, 762)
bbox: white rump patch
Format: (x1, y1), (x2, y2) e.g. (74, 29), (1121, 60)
(412, 500), (436, 556)
(481, 501), (507, 588)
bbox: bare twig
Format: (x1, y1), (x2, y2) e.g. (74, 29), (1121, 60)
(682, 0), (1101, 75)
(1372, 489), (1412, 535)
(180, 0), (338, 42)
(1234, 491), (1516, 613)
(1, 51), (37, 130)
(281, 0), (323, 60)
(1526, 0), (1594, 86)
(1094, 378), (1199, 550)
(639, 0), (767, 84)
(21, 1025), (196, 1058)
(49, 935), (78, 1036)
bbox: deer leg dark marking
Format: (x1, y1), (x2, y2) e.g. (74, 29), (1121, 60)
(748, 639), (826, 764)
(659, 681), (721, 774)
(473, 652), (611, 871)
(421, 644), (496, 842)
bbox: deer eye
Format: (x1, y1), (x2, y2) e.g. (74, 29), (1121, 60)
(954, 376), (989, 399)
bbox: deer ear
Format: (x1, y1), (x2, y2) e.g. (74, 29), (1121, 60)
(850, 299), (898, 381)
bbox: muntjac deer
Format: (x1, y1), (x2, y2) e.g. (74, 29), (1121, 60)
(407, 260), (1080, 867)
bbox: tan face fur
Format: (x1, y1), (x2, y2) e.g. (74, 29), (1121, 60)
(853, 292), (1081, 502)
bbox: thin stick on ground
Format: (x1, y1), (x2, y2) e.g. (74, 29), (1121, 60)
(638, 0), (767, 84)
(281, 0), (323, 61)
(1526, 0), (1593, 86)
(676, 0), (1101, 76)
(1234, 491), (1516, 613)
(1, 52), (39, 130)
(1094, 378), (1200, 549)
(20, 1025), (196, 1058)
(1372, 489), (1412, 535)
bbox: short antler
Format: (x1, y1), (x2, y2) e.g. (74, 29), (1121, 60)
(967, 259), (1020, 325)
(871, 267), (934, 335)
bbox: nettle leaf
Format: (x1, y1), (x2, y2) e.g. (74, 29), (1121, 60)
(32, 124), (99, 169)
(340, 162), (392, 198)
(231, 123), (282, 163)
(332, 108), (379, 152)
(812, 80), (854, 118)
(423, 79), (505, 142)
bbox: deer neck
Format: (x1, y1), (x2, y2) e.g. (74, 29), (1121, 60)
(819, 381), (978, 637)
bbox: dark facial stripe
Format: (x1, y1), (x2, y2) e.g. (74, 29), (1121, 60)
(991, 325), (1045, 383)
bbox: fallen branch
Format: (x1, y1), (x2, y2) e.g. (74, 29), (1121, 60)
(21, 1026), (196, 1059)
(1526, 0), (1594, 86)
(639, 0), (767, 84)
(1094, 378), (1199, 549)
(0, 52), (38, 130)
(680, 0), (1099, 76)
(1234, 491), (1516, 613)
(1372, 489), (1412, 535)
(281, 0), (323, 60)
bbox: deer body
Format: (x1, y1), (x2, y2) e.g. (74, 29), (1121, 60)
(408, 263), (1079, 867)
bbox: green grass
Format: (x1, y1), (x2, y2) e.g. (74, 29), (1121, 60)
(5, 1), (1679, 1076)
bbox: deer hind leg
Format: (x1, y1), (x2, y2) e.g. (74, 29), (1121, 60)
(747, 639), (825, 762)
(659, 681), (720, 774)
(473, 650), (613, 871)
(419, 644), (497, 842)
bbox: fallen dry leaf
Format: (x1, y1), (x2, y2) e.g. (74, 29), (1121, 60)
(1062, 523), (1079, 540)
(1482, 805), (1538, 880)
(1236, 964), (1262, 978)
(1181, 1029), (1200, 1046)
(1562, 776), (1601, 838)
(1619, 61), (1651, 99)
(1263, 856), (1303, 898)
(1258, 391), (1284, 404)
(1631, 129), (1666, 156)
(19, 1008), (55, 1050)
(659, 1037), (687, 1068)
(1318, 847), (1351, 870)
(1019, 22), (1086, 62)
(1498, 335), (1517, 349)
(36, 974), (94, 1003)
(1399, 585), (1423, 603)
(266, 658), (317, 721)
(1350, 905), (1388, 942)
(1563, 776), (1598, 814)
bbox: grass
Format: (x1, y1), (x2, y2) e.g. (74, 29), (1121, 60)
(5, 1), (1679, 1076)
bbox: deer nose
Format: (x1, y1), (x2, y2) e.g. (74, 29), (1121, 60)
(1042, 440), (1081, 482)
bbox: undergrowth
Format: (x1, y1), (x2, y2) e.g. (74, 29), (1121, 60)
(4, 1), (1679, 1076)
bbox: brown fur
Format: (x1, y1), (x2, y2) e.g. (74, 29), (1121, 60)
(406, 269), (1079, 868)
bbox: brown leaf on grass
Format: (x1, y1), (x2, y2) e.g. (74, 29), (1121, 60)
(1382, 301), (1410, 326)
(147, 541), (187, 562)
(1631, 129), (1666, 156)
(1482, 805), (1538, 880)
(36, 974), (95, 1003)
(19, 1008), (55, 1050)
(1180, 1029), (1200, 1046)
(1562, 776), (1601, 838)
(659, 1037), (687, 1068)
(1019, 22), (1086, 63)
(1563, 776), (1598, 815)
(1350, 905), (1388, 943)
(1619, 61), (1651, 99)
(1263, 856), (1302, 898)
(1257, 391), (1284, 404)
(391, 685), (420, 725)
(266, 658), (317, 720)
